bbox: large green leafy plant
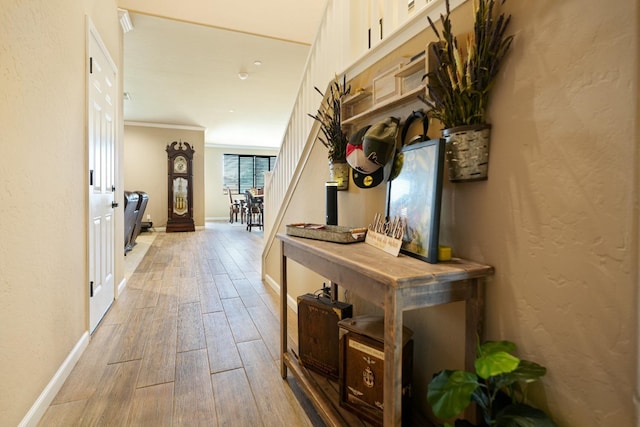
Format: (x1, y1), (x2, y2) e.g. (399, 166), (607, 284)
(308, 75), (351, 162)
(427, 340), (557, 427)
(421, 0), (514, 129)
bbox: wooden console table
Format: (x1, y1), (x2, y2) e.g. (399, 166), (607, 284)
(278, 234), (494, 426)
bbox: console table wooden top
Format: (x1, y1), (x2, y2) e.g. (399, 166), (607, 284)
(277, 233), (494, 426)
(278, 234), (493, 308)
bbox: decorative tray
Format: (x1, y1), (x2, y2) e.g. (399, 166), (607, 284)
(286, 223), (367, 244)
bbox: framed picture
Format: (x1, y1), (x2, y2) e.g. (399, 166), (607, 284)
(386, 138), (445, 263)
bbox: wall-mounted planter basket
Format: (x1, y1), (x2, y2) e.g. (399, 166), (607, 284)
(442, 124), (492, 182)
(329, 160), (350, 190)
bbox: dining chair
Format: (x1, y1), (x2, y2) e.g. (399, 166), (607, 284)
(245, 190), (263, 231)
(227, 188), (240, 223)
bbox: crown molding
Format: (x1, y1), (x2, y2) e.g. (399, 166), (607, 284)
(124, 121), (206, 131)
(204, 142), (279, 151)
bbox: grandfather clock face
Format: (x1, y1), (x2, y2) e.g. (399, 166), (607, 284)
(173, 155), (188, 174)
(166, 141), (195, 232)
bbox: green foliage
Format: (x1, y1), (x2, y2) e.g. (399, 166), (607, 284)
(420, 0), (514, 129)
(429, 370), (480, 420)
(497, 404), (558, 427)
(427, 340), (556, 427)
(308, 75), (351, 162)
(475, 340), (519, 379)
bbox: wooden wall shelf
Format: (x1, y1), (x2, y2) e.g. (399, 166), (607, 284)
(343, 88), (372, 105)
(394, 55), (424, 78)
(341, 85), (426, 127)
(341, 46), (429, 130)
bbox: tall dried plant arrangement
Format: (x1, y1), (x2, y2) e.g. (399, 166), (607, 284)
(421, 0), (514, 129)
(308, 75), (351, 162)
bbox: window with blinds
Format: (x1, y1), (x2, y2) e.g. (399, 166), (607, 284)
(223, 154), (277, 194)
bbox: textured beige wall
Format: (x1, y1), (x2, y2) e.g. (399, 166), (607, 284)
(450, 1), (637, 424)
(0, 0), (121, 425)
(124, 125), (205, 227)
(204, 146), (279, 220)
(265, 0), (639, 425)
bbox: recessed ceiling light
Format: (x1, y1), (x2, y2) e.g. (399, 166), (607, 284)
(238, 72), (249, 80)
(254, 60), (262, 66)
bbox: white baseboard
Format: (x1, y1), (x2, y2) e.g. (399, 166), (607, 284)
(205, 217), (229, 222)
(18, 332), (90, 427)
(143, 226), (213, 231)
(264, 273), (298, 314)
(117, 276), (127, 296)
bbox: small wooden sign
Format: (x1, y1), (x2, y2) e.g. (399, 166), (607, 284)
(364, 213), (404, 256)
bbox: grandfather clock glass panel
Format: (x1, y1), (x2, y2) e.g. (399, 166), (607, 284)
(172, 177), (188, 215)
(166, 141), (195, 232)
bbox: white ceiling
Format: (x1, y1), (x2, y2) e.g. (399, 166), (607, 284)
(120, 1), (327, 149)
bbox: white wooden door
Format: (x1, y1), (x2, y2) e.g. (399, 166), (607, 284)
(88, 22), (117, 333)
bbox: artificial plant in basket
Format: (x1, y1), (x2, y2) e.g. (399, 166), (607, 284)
(427, 340), (557, 427)
(420, 0), (514, 182)
(308, 75), (351, 189)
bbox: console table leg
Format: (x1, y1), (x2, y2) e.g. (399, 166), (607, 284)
(280, 244), (288, 379)
(384, 290), (403, 426)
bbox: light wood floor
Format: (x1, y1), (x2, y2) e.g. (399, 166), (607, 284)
(39, 221), (324, 427)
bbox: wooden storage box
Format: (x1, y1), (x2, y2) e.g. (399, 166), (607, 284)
(372, 64), (401, 104)
(338, 316), (413, 426)
(297, 293), (353, 379)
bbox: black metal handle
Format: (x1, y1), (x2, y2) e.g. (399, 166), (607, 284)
(112, 201), (119, 208)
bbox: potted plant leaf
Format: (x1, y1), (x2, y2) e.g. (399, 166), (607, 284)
(420, 0), (514, 182)
(427, 340), (557, 427)
(309, 75), (351, 190)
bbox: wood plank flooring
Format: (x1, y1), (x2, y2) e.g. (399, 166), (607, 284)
(39, 221), (324, 427)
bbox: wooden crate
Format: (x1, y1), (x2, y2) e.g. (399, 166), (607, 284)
(298, 293), (353, 379)
(338, 316), (414, 426)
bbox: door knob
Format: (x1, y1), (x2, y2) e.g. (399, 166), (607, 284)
(111, 201), (119, 208)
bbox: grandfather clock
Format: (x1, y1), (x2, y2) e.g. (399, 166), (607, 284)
(166, 140), (195, 232)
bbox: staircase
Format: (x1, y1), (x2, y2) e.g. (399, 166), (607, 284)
(262, 0), (447, 263)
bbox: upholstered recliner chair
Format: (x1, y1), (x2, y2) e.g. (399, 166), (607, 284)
(124, 190), (149, 254)
(124, 191), (139, 254)
(129, 191), (149, 250)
